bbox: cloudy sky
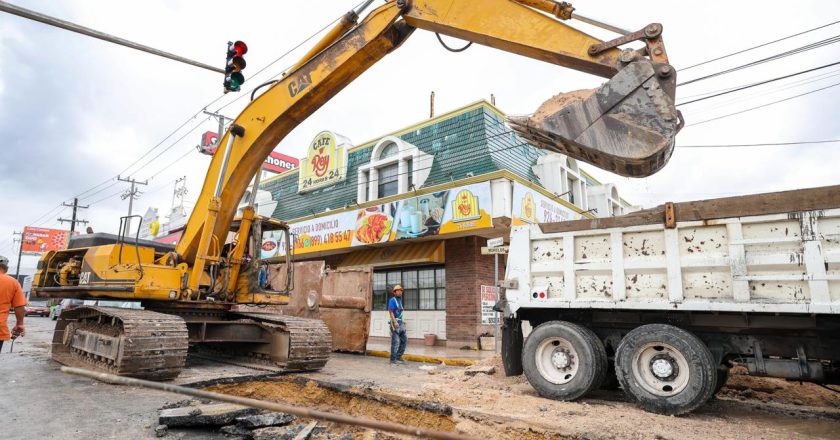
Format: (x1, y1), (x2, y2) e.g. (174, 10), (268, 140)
(2, 0), (840, 272)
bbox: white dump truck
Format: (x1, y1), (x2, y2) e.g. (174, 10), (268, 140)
(498, 185), (840, 415)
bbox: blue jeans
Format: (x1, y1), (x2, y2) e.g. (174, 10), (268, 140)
(390, 323), (407, 361)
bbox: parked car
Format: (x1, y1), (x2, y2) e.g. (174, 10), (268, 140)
(50, 299), (85, 320)
(25, 299), (50, 317)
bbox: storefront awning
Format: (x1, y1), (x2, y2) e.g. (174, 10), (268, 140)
(338, 241), (444, 268)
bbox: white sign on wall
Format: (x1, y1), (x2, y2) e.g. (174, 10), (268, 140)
(480, 285), (499, 324)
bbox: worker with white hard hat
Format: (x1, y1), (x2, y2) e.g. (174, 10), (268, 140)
(0, 255), (26, 352)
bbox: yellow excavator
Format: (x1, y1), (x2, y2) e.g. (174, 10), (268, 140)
(32, 0), (682, 379)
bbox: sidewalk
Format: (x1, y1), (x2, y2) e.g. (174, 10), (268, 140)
(366, 338), (497, 366)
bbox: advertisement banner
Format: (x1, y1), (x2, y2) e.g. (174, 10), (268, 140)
(21, 227), (72, 255)
(511, 182), (579, 226)
(262, 182), (493, 257)
(298, 131), (350, 193)
(480, 285), (499, 324)
(264, 151), (298, 174)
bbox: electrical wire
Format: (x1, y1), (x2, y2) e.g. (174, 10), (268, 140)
(677, 60), (840, 106)
(677, 139), (840, 148)
(16, 1), (365, 228)
(679, 19), (840, 72)
(685, 79), (840, 127)
(679, 34), (840, 86)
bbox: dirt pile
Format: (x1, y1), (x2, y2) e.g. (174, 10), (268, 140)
(719, 365), (840, 408)
(529, 89), (594, 125)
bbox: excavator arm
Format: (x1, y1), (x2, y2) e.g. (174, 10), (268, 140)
(176, 0), (681, 289)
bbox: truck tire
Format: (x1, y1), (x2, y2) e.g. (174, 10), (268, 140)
(615, 324), (717, 415)
(522, 320), (607, 400)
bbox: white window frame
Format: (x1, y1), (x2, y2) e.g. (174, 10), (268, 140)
(357, 136), (431, 202)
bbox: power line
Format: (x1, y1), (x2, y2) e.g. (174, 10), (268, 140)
(679, 19), (840, 72)
(677, 60), (840, 106)
(685, 79), (840, 127)
(20, 1), (363, 226)
(676, 139), (840, 148)
(679, 33), (840, 86)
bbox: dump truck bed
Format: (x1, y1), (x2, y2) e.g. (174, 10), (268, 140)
(504, 185), (840, 315)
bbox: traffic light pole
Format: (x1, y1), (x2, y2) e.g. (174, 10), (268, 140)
(58, 197), (89, 233)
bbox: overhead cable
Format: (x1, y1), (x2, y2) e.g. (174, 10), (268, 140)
(679, 34), (840, 86)
(679, 19), (840, 72)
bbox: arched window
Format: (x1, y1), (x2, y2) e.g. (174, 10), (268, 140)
(358, 137), (432, 202)
(379, 142), (399, 159)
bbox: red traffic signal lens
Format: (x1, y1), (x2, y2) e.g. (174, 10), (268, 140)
(233, 40), (248, 57)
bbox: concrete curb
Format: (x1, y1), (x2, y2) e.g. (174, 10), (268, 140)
(365, 350), (478, 367)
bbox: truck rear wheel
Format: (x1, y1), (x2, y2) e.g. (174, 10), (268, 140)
(523, 321), (607, 400)
(615, 324), (717, 415)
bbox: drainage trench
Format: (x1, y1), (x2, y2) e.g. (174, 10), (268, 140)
(202, 376), (566, 439)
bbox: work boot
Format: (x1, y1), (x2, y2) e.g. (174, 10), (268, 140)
(395, 358), (406, 365)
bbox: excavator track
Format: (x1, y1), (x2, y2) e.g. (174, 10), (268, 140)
(52, 306), (188, 380)
(223, 312), (332, 372)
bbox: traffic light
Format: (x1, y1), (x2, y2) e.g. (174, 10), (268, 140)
(224, 40), (247, 93)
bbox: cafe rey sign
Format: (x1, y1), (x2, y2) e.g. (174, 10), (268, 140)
(298, 131), (350, 193)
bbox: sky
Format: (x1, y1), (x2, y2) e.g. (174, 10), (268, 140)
(2, 0), (840, 273)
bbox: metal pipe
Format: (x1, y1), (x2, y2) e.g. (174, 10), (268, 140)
(61, 367), (477, 440)
(214, 131), (237, 198)
(247, 169), (263, 207)
(0, 1), (224, 74)
(571, 12), (631, 36)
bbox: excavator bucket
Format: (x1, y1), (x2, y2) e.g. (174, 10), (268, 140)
(508, 59), (682, 177)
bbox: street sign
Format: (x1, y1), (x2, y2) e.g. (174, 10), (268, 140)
(481, 246), (509, 255)
(487, 237), (504, 248)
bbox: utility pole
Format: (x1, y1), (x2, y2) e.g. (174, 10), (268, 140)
(202, 110), (232, 142)
(58, 197), (89, 233)
(171, 176), (187, 210)
(12, 231), (23, 280)
(118, 175), (148, 236)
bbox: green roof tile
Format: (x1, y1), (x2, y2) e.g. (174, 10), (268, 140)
(262, 102), (550, 221)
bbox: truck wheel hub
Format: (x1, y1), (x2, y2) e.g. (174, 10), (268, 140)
(651, 357), (674, 379)
(552, 350), (572, 369)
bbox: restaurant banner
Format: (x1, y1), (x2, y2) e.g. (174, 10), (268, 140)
(21, 227), (72, 255)
(511, 181), (579, 226)
(297, 131), (350, 193)
(261, 182), (493, 258)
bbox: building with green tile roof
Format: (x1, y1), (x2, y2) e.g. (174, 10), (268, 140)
(260, 100), (552, 221)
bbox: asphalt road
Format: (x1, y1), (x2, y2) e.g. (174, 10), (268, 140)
(1, 316), (230, 440)
(0, 314), (434, 440)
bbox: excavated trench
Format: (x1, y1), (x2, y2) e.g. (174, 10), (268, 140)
(194, 375), (567, 439)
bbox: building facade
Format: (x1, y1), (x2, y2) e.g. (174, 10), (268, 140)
(259, 101), (631, 348)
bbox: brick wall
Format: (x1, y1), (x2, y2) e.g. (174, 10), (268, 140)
(444, 236), (500, 348)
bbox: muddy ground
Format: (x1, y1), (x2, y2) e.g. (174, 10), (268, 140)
(213, 353), (840, 440)
(5, 316), (840, 439)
